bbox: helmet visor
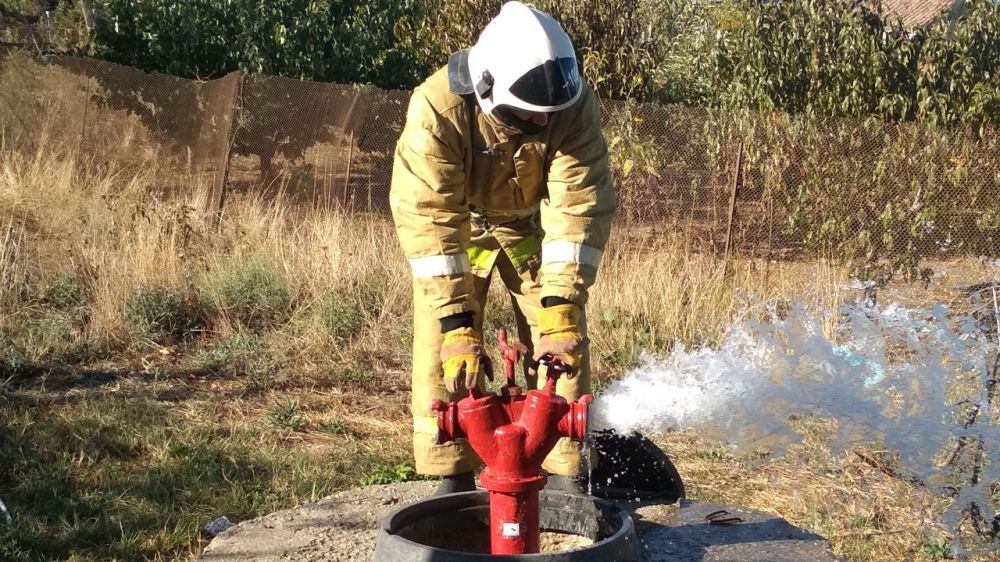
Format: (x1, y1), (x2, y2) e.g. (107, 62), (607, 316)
(509, 57), (581, 109)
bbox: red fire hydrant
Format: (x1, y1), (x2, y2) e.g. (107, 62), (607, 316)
(430, 335), (592, 556)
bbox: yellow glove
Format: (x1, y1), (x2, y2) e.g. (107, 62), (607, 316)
(440, 327), (494, 394)
(531, 303), (586, 379)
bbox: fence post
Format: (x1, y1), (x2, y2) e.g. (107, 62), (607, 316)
(208, 70), (243, 227)
(723, 141), (745, 261)
(336, 86), (362, 209)
(344, 129), (354, 211)
(75, 75), (92, 169)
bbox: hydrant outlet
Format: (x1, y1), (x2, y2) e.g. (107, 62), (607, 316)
(560, 395), (593, 442)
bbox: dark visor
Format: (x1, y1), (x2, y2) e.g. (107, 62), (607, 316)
(509, 57), (580, 108)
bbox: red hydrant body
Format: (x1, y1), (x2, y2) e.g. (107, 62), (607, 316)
(431, 355), (591, 555)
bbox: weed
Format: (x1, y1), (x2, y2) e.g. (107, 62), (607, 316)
(0, 334), (31, 376)
(18, 311), (95, 365)
(315, 274), (391, 342)
(351, 273), (390, 318)
(922, 539), (952, 559)
(200, 257), (290, 331)
(336, 364), (372, 388)
(124, 286), (200, 344)
(321, 417), (350, 436)
(695, 443), (734, 462)
(359, 461), (417, 486)
(317, 295), (366, 342)
(194, 332), (276, 386)
(42, 276), (87, 310)
(268, 399), (305, 432)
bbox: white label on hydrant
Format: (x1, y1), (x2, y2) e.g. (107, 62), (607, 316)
(501, 522), (521, 537)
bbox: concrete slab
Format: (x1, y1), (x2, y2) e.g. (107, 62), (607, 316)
(198, 481), (841, 561)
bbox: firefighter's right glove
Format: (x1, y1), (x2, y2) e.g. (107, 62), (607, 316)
(531, 303), (586, 379)
(440, 327), (494, 394)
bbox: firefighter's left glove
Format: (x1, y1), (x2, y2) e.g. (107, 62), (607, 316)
(531, 303), (586, 379)
(440, 327), (494, 394)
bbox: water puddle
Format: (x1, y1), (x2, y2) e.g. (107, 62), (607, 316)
(591, 293), (1000, 556)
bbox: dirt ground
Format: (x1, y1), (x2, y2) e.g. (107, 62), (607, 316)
(197, 481), (843, 561)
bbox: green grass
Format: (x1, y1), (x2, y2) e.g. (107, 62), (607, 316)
(0, 373), (411, 561)
(123, 286), (201, 345)
(359, 462), (419, 486)
(197, 256), (292, 332)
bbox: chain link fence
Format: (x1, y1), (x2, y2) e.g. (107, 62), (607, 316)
(2, 51), (999, 261)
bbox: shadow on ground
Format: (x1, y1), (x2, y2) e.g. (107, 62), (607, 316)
(635, 499), (841, 562)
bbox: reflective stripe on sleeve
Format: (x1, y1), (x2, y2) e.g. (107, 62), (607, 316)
(408, 254), (470, 278)
(541, 241), (603, 268)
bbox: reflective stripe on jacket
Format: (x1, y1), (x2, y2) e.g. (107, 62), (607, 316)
(390, 66), (615, 318)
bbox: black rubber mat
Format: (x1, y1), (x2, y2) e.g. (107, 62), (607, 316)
(589, 430), (685, 503)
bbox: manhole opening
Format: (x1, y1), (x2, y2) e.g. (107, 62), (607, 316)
(390, 493), (627, 555)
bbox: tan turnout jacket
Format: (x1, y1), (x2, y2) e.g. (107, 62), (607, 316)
(390, 67), (615, 317)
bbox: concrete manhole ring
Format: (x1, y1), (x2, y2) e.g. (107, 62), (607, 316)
(373, 489), (638, 561)
(197, 481), (843, 562)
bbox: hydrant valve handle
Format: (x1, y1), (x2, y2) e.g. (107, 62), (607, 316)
(537, 354), (574, 391)
(497, 326), (529, 390)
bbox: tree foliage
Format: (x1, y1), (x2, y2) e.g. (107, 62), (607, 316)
(19, 0), (996, 129)
(713, 0), (1000, 128)
(395, 0), (718, 103)
(89, 0), (425, 89)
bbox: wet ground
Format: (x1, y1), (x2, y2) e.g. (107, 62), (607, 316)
(198, 481), (842, 561)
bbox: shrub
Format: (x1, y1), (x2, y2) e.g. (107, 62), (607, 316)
(89, 0), (425, 87)
(18, 310), (96, 366)
(713, 0), (1000, 128)
(200, 257), (291, 331)
(124, 286), (200, 344)
(42, 276), (87, 310)
(398, 0), (701, 102)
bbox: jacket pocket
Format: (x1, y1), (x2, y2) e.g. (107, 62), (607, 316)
(470, 146), (497, 191)
(512, 141), (546, 207)
(472, 144), (520, 210)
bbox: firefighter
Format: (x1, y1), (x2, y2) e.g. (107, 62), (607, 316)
(390, 0), (615, 496)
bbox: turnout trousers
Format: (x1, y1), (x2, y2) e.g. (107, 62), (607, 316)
(410, 220), (591, 477)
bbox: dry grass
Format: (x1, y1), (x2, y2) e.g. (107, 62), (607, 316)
(655, 426), (957, 562)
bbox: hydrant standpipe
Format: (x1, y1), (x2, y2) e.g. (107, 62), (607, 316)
(431, 335), (592, 556)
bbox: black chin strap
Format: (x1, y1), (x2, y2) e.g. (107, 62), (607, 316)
(493, 106), (546, 136)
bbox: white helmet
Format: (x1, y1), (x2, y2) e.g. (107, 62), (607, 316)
(448, 1), (582, 117)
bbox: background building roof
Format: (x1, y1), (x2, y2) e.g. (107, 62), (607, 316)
(878, 0), (962, 28)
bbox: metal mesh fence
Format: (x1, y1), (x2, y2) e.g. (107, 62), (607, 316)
(2, 52), (998, 260)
